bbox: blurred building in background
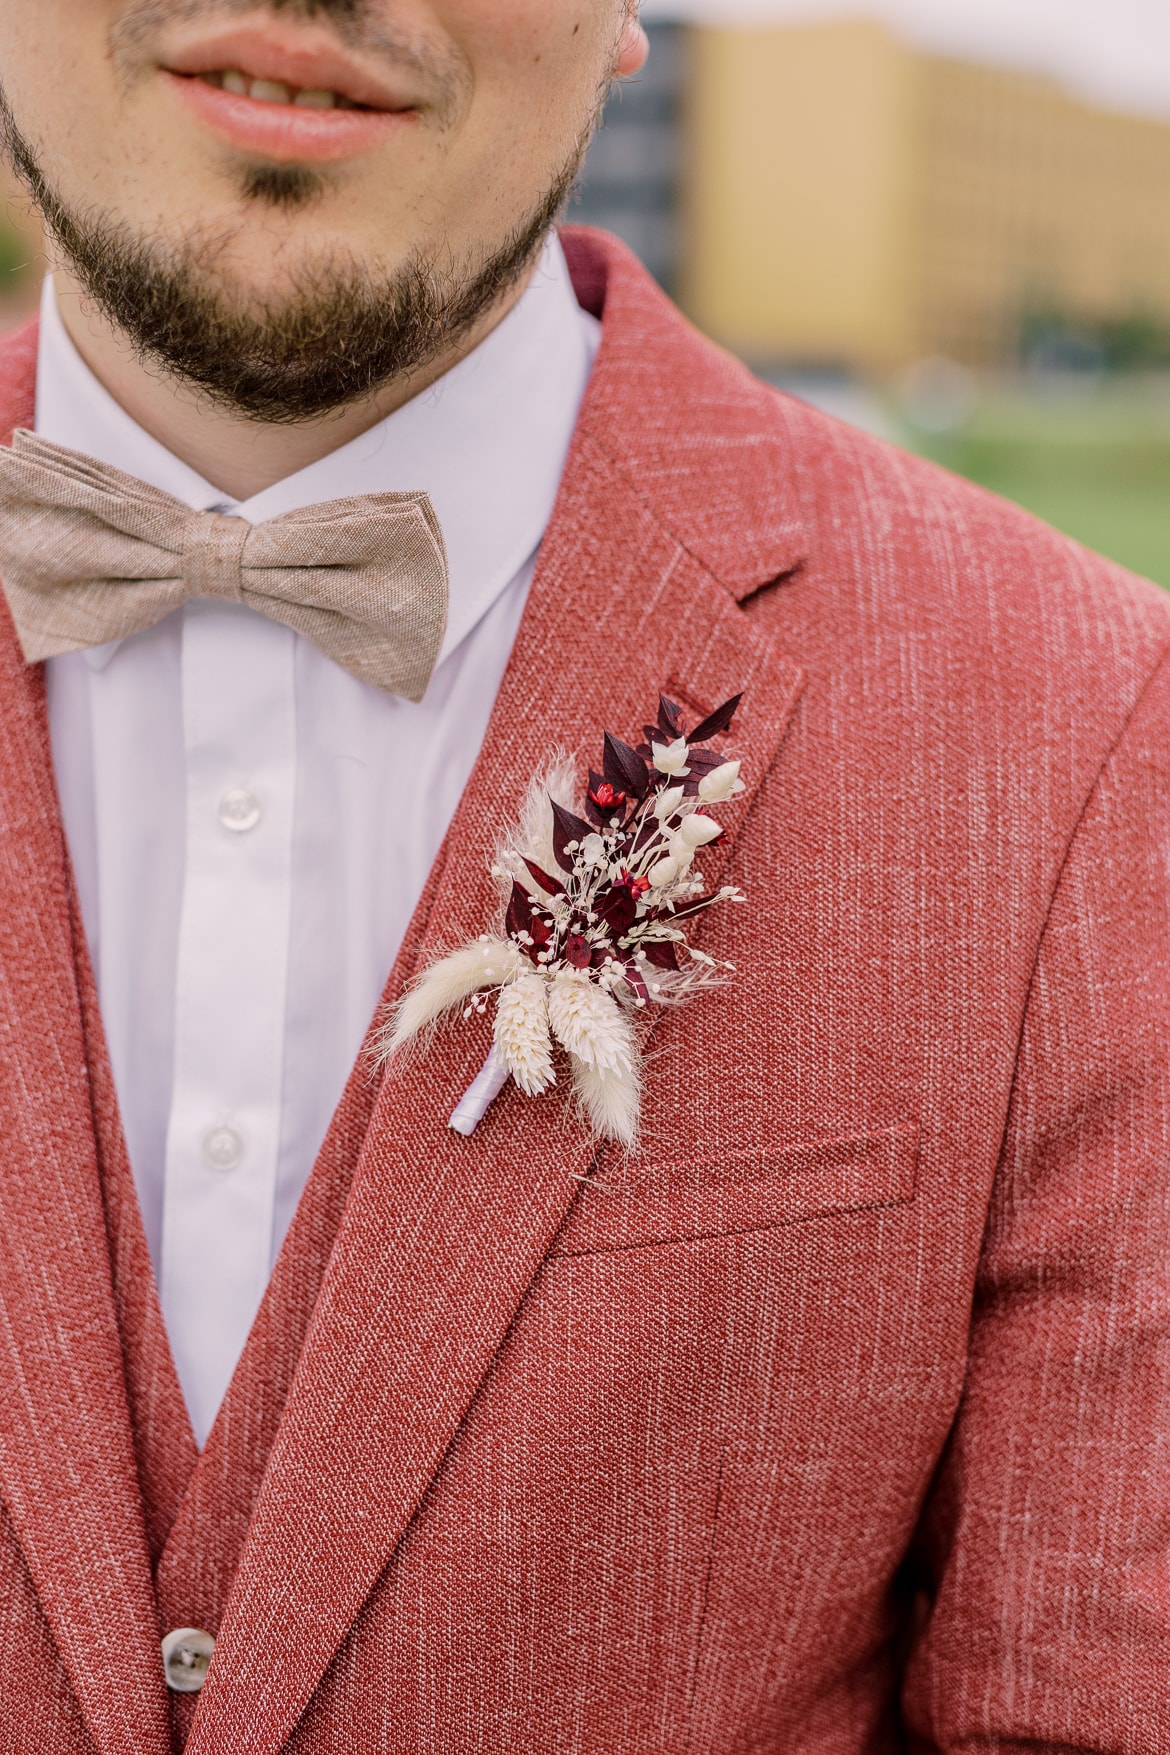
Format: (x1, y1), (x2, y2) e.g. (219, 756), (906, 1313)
(684, 18), (1170, 373)
(576, 15), (1170, 589)
(578, 17), (1170, 375)
(571, 20), (685, 295)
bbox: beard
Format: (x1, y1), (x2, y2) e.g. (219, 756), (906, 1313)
(0, 91), (589, 425)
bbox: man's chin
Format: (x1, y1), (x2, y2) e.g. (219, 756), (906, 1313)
(54, 211), (557, 423)
(0, 78), (580, 423)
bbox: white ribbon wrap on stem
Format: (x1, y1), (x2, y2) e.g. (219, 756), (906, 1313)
(448, 1051), (510, 1136)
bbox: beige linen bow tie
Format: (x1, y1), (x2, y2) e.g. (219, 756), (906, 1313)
(0, 430), (449, 700)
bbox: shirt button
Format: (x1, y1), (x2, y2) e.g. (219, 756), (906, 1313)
(219, 787), (261, 833)
(161, 1626), (215, 1694)
(202, 1126), (244, 1172)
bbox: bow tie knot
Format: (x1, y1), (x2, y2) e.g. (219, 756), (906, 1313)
(0, 430), (450, 700)
(183, 511), (250, 605)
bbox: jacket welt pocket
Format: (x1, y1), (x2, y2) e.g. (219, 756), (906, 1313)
(549, 1123), (920, 1257)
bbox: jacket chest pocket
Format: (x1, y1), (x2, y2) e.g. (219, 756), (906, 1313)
(549, 1122), (920, 1257)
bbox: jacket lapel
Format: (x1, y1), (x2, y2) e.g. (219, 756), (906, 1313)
(187, 234), (810, 1755)
(0, 605), (171, 1753)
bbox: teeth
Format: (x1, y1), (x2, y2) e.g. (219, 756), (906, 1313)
(202, 70), (357, 109)
(249, 78), (292, 104)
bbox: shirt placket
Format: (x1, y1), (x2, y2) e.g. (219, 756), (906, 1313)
(160, 598), (296, 1447)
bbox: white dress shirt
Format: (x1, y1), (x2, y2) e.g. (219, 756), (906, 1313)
(41, 236), (599, 1446)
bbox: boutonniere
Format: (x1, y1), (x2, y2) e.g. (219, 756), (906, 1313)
(383, 691), (747, 1147)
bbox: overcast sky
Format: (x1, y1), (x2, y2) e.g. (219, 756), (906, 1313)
(641, 0), (1170, 119)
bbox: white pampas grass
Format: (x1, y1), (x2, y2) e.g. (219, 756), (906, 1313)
(496, 754), (578, 896)
(384, 937), (519, 1056)
(493, 973), (555, 1095)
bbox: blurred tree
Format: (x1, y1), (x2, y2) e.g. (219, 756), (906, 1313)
(0, 180), (43, 323)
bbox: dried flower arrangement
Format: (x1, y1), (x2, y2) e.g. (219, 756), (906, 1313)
(383, 691), (747, 1146)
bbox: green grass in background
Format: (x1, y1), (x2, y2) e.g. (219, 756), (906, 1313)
(905, 383), (1170, 590)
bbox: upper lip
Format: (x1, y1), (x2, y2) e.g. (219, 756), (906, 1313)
(163, 25), (415, 111)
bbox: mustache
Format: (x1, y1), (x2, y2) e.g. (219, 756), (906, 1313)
(109, 0), (456, 90)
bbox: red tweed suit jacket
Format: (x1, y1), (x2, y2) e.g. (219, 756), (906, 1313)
(0, 228), (1168, 1755)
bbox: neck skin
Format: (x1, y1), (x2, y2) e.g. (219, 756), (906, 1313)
(50, 256), (539, 502)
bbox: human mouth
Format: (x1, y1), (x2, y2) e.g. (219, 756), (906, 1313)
(163, 26), (419, 162)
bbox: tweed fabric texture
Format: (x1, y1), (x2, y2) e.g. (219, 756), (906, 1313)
(0, 228), (1168, 1752)
(0, 431), (448, 699)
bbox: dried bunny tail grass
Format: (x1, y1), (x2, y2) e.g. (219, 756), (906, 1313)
(548, 970), (642, 1145)
(493, 972), (556, 1096)
(495, 750), (579, 897)
(547, 968), (637, 1076)
(569, 1051), (641, 1148)
(379, 938), (519, 1061)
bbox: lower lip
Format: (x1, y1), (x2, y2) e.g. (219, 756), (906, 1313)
(167, 71), (412, 162)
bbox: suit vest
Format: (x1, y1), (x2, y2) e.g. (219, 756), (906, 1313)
(74, 868), (444, 1748)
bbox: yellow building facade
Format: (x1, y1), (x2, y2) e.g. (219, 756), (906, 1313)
(682, 19), (1170, 371)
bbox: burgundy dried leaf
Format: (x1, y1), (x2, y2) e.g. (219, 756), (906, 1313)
(596, 884), (639, 938)
(687, 692), (743, 746)
(551, 800), (592, 872)
(505, 880), (536, 943)
(565, 932), (592, 970)
(640, 938), (680, 972)
(530, 912), (552, 949)
(523, 859), (562, 898)
(657, 695), (685, 739)
(603, 732), (650, 799)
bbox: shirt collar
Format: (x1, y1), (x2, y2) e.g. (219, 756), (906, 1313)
(34, 232), (600, 672)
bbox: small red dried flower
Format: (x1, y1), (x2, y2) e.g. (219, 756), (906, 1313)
(588, 781), (626, 812)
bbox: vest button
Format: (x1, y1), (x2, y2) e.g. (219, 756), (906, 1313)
(161, 1626), (215, 1693)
